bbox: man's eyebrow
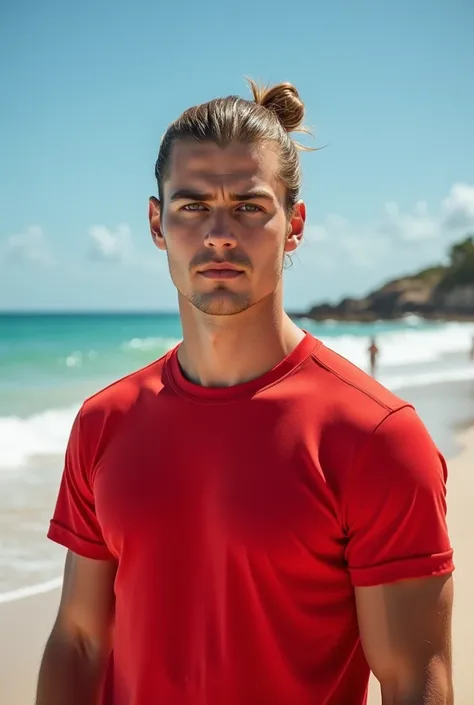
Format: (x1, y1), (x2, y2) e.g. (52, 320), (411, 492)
(229, 190), (275, 202)
(169, 189), (213, 202)
(168, 188), (275, 202)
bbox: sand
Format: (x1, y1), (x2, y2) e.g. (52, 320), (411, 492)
(1, 428), (473, 705)
(0, 588), (60, 705)
(368, 426), (474, 705)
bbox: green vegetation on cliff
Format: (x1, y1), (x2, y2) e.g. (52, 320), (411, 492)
(437, 235), (474, 292)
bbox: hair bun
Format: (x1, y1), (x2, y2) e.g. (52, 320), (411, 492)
(248, 79), (306, 133)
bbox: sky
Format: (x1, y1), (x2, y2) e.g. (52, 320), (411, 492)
(1, 0), (473, 312)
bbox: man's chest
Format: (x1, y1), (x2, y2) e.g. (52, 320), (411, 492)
(91, 401), (344, 562)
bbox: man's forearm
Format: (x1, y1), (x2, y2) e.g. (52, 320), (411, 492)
(36, 631), (107, 705)
(381, 672), (454, 705)
(382, 693), (453, 705)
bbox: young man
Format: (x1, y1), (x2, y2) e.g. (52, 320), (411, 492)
(37, 81), (454, 705)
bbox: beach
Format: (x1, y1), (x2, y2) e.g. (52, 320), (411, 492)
(1, 414), (473, 703)
(1, 314), (474, 703)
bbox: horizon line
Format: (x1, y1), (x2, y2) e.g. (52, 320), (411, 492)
(0, 309), (180, 316)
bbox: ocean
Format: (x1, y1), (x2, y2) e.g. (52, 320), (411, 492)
(1, 312), (474, 601)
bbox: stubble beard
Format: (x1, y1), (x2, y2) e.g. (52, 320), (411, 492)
(187, 287), (253, 316)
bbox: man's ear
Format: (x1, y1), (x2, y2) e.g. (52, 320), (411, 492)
(284, 201), (306, 253)
(149, 197), (166, 251)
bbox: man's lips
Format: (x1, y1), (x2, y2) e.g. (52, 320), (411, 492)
(197, 263), (245, 280)
(198, 268), (244, 280)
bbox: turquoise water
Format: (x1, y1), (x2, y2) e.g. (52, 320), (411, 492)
(1, 312), (474, 595)
(2, 310), (474, 469)
(2, 311), (474, 421)
(0, 313), (182, 412)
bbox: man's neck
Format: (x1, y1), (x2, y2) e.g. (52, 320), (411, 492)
(177, 295), (305, 388)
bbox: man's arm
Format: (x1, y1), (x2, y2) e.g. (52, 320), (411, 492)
(36, 550), (117, 705)
(355, 575), (453, 704)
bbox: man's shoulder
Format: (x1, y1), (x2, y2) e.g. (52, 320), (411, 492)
(304, 341), (411, 430)
(80, 348), (173, 423)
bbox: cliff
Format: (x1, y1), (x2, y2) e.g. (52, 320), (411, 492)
(298, 235), (474, 322)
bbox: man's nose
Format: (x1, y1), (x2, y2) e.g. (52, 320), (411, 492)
(204, 212), (237, 249)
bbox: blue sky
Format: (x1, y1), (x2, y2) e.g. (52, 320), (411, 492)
(1, 0), (473, 311)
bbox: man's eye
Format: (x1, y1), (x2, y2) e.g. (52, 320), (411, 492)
(182, 203), (206, 211)
(237, 204), (262, 212)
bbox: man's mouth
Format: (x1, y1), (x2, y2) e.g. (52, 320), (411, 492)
(198, 268), (244, 280)
(197, 263), (244, 280)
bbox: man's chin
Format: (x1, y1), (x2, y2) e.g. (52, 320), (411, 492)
(188, 291), (252, 316)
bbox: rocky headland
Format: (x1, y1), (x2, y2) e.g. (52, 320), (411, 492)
(293, 235), (474, 322)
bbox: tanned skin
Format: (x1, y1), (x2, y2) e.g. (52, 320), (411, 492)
(36, 552), (116, 705)
(357, 576), (453, 704)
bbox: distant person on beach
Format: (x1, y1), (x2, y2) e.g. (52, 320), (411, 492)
(368, 335), (379, 377)
(37, 81), (454, 705)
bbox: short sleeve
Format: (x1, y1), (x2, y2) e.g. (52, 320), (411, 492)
(48, 408), (114, 560)
(344, 405), (454, 587)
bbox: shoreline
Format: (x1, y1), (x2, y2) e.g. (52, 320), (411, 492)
(0, 577), (63, 606)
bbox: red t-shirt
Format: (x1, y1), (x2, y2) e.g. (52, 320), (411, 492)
(48, 333), (454, 705)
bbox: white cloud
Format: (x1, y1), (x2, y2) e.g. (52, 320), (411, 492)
(304, 199), (444, 269)
(305, 214), (349, 243)
(306, 184), (474, 266)
(304, 219), (391, 269)
(0, 226), (53, 265)
(88, 223), (133, 262)
(294, 184), (474, 288)
(380, 200), (440, 241)
(441, 183), (474, 231)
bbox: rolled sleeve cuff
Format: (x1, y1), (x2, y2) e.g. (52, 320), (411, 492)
(48, 520), (115, 561)
(349, 549), (454, 587)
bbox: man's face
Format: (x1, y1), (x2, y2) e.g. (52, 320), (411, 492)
(149, 140), (305, 316)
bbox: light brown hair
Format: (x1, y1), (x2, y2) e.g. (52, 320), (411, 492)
(154, 79), (312, 212)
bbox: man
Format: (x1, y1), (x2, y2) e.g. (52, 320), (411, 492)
(37, 80), (454, 705)
(368, 336), (379, 378)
